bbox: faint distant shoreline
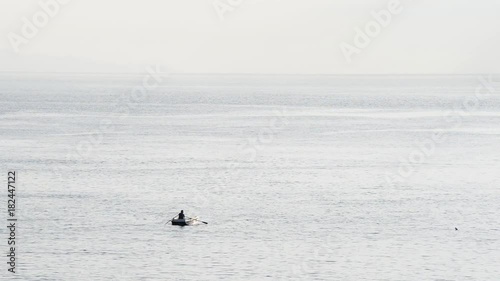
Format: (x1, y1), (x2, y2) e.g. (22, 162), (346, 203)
(0, 71), (499, 77)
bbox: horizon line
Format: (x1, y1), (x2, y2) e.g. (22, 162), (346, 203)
(0, 71), (498, 76)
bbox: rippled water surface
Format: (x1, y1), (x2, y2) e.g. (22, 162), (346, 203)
(1, 74), (499, 280)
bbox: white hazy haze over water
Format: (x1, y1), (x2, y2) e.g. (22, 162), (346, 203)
(1, 0), (500, 74)
(1, 1), (500, 280)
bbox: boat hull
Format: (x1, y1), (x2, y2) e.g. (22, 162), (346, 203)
(172, 219), (189, 226)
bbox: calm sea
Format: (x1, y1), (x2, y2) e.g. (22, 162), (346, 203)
(0, 73), (499, 280)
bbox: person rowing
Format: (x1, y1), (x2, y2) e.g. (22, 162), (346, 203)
(177, 210), (185, 220)
(165, 210), (208, 225)
(165, 210), (188, 225)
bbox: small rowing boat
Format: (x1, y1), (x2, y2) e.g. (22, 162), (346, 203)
(171, 218), (192, 226)
(171, 216), (207, 226)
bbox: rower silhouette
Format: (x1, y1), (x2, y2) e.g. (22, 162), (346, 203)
(178, 210), (185, 220)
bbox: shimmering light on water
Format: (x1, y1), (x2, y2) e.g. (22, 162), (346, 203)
(0, 74), (499, 280)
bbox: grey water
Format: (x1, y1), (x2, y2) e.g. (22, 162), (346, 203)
(0, 73), (499, 280)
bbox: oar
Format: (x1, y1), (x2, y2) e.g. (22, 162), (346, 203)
(164, 216), (177, 225)
(188, 217), (208, 224)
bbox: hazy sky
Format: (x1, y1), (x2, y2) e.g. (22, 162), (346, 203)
(0, 0), (499, 74)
